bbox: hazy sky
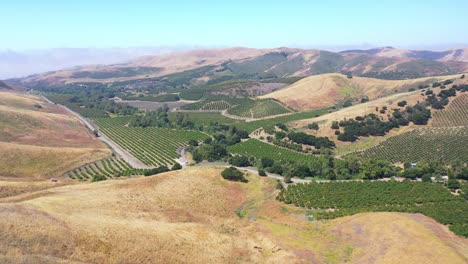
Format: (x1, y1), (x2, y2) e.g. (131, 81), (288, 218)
(2, 0), (467, 50)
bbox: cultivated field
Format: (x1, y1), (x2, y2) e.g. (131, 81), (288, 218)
(94, 117), (208, 166)
(228, 139), (320, 165)
(432, 93), (468, 127)
(227, 99), (292, 119)
(278, 181), (467, 236)
(65, 157), (144, 181)
(349, 126), (468, 163)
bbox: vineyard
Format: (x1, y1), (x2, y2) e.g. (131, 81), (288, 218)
(180, 97), (247, 111)
(180, 96), (292, 119)
(350, 127), (468, 163)
(227, 99), (291, 118)
(200, 100), (232, 110)
(65, 157), (144, 181)
(432, 93), (468, 127)
(234, 108), (330, 132)
(228, 139), (319, 165)
(278, 181), (468, 237)
(94, 117), (208, 166)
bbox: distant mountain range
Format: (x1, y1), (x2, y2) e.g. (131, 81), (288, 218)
(13, 46), (468, 86)
(0, 47), (192, 79)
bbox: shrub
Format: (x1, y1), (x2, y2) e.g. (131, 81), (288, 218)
(171, 163), (182, 170)
(276, 180), (284, 190)
(261, 158), (274, 168)
(397, 101), (407, 107)
(221, 167), (248, 182)
(447, 179), (460, 190)
(144, 166), (170, 176)
(258, 169), (267, 177)
(91, 174), (107, 182)
(229, 155), (251, 167)
(331, 121), (339, 129)
(307, 122), (319, 130)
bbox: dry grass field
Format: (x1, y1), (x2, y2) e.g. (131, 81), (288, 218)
(261, 73), (465, 110)
(0, 167), (466, 264)
(286, 76), (468, 155)
(0, 91), (110, 180)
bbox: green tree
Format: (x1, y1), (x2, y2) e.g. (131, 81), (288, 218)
(447, 179), (460, 190)
(221, 167), (248, 182)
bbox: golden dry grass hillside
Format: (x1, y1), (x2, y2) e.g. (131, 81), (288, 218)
(0, 91), (110, 180)
(0, 167), (466, 264)
(260, 73), (466, 110)
(286, 76), (468, 155)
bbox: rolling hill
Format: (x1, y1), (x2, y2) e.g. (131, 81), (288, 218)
(0, 167), (466, 264)
(261, 73), (466, 110)
(342, 46), (468, 62)
(284, 75), (468, 155)
(0, 90), (110, 180)
(16, 47), (468, 86)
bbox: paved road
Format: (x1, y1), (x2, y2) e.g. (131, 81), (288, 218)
(43, 96), (151, 169)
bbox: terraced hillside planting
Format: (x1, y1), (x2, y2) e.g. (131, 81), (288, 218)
(350, 127), (468, 163)
(432, 93), (468, 127)
(65, 157), (144, 181)
(278, 181), (468, 237)
(228, 139), (319, 165)
(94, 117), (208, 166)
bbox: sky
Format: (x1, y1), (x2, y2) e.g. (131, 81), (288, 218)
(1, 0), (467, 50)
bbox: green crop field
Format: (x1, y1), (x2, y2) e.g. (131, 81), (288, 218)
(65, 157), (146, 181)
(350, 127), (468, 163)
(228, 139), (320, 164)
(181, 99), (233, 111)
(278, 181), (468, 237)
(200, 100), (232, 111)
(227, 99), (292, 118)
(235, 108), (330, 132)
(432, 93), (468, 127)
(94, 117), (209, 166)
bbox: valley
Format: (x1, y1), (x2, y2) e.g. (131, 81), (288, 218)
(1, 46), (468, 263)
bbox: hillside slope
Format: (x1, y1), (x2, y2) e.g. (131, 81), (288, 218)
(261, 73), (466, 110)
(342, 46), (468, 63)
(17, 47), (468, 85)
(0, 167), (466, 264)
(0, 91), (110, 180)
